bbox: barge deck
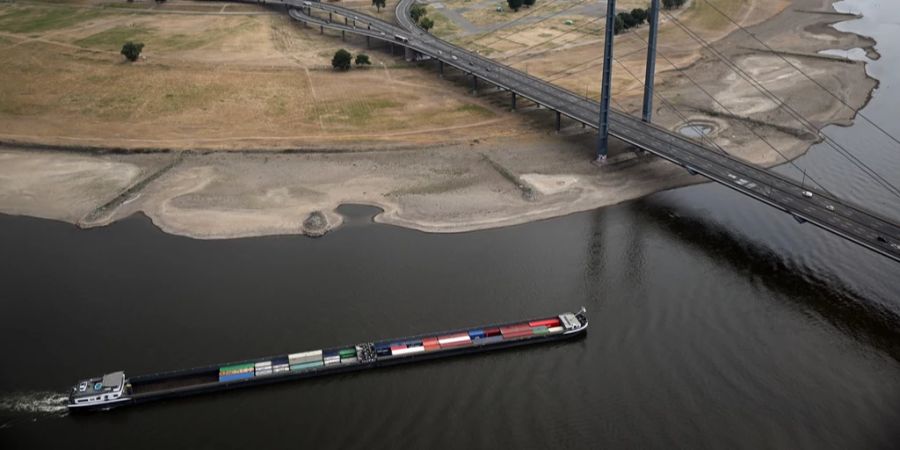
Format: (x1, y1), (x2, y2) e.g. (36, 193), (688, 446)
(68, 308), (588, 411)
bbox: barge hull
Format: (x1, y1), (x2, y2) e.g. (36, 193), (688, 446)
(69, 309), (587, 411)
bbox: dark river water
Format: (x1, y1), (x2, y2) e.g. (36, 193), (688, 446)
(2, 0), (900, 448)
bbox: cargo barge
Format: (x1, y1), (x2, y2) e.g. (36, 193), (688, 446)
(68, 308), (587, 411)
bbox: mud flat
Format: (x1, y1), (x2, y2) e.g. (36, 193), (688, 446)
(0, 0), (879, 238)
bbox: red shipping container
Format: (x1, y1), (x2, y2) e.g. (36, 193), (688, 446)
(484, 328), (501, 337)
(423, 337), (439, 346)
(500, 325), (530, 335)
(424, 343), (441, 351)
(439, 340), (472, 349)
(528, 318), (561, 328)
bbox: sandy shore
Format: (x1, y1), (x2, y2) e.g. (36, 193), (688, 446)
(0, 0), (879, 238)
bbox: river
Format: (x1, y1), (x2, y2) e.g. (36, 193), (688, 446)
(1, 0), (899, 448)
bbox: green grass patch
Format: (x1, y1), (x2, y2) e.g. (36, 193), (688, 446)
(153, 83), (222, 114)
(455, 103), (494, 118)
(75, 25), (155, 50)
(388, 177), (476, 196)
(0, 5), (105, 34)
(314, 98), (401, 126)
(426, 8), (460, 39)
(686, 0), (744, 30)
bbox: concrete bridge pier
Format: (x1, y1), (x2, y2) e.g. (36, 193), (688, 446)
(511, 92), (516, 110)
(320, 25), (323, 34)
(405, 47), (415, 62)
(438, 60), (444, 77)
(471, 74), (478, 94)
(342, 30), (345, 41)
(328, 12), (332, 21)
(366, 36), (370, 48)
(555, 111), (562, 132)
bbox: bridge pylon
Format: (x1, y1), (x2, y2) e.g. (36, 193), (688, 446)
(596, 0), (616, 162)
(642, 0), (660, 122)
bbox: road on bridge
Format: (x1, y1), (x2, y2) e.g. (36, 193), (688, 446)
(270, 0), (900, 263)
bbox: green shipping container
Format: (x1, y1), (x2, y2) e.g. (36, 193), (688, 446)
(338, 348), (357, 357)
(532, 326), (549, 335)
(220, 363), (255, 373)
(290, 361), (324, 371)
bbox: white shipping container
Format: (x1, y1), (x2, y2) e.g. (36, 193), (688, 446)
(289, 350), (323, 363)
(547, 326), (564, 334)
(341, 357), (358, 364)
(255, 361), (272, 368)
(390, 346), (425, 356)
(438, 335), (471, 345)
(255, 369), (273, 376)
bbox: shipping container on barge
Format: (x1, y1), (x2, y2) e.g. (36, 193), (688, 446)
(68, 308), (587, 411)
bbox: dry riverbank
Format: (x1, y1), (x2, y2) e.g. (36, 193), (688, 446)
(0, 0), (878, 238)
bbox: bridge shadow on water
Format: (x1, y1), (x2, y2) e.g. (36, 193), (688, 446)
(621, 197), (900, 362)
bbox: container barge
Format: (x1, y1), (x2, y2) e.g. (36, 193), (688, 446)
(68, 308), (587, 411)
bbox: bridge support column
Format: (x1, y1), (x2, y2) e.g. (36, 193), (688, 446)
(511, 92), (516, 110)
(555, 111), (562, 132)
(344, 17), (348, 25)
(329, 12), (332, 21)
(471, 74), (478, 94)
(366, 36), (370, 48)
(596, 0), (616, 162)
(342, 30), (345, 41)
(438, 60), (444, 76)
(642, 0), (660, 123)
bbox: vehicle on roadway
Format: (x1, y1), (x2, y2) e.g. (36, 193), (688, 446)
(802, 190), (814, 198)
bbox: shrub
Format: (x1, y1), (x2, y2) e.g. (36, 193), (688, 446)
(121, 41), (144, 62)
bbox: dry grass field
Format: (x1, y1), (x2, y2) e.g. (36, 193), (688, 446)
(0, 0), (513, 149)
(424, 0), (784, 108)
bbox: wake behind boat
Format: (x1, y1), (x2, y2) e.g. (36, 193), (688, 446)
(68, 308), (588, 411)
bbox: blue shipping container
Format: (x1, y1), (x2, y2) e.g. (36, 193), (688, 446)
(468, 330), (486, 339)
(219, 372), (254, 383)
(475, 335), (503, 346)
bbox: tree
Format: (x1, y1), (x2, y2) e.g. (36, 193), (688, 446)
(372, 0), (386, 12)
(662, 0), (686, 10)
(617, 11), (637, 29)
(355, 53), (371, 66)
(630, 8), (647, 25)
(613, 15), (624, 35)
(121, 41), (144, 62)
(522, 0), (535, 7)
(419, 16), (434, 32)
(507, 0), (522, 12)
(332, 49), (352, 71)
(410, 4), (427, 23)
